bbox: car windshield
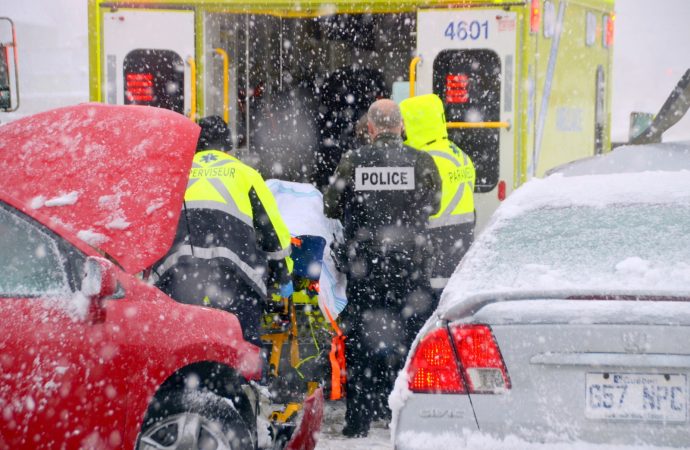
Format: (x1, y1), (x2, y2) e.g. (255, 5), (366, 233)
(445, 202), (690, 305)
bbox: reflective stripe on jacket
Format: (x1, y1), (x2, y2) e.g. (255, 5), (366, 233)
(156, 150), (292, 296)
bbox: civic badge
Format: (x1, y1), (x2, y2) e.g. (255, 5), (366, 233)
(622, 331), (650, 354)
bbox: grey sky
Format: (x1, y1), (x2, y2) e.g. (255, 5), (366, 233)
(612, 0), (690, 141)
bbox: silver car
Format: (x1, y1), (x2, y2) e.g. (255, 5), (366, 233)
(391, 142), (690, 448)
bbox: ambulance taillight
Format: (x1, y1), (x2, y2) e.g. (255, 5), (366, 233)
(530, 0), (541, 34)
(0, 17), (19, 112)
(604, 14), (615, 48)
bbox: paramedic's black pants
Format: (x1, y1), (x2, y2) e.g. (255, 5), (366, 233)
(342, 251), (433, 435)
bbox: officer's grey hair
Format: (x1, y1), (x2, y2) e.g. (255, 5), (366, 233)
(368, 99), (403, 133)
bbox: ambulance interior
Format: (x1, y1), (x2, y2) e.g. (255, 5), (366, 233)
(201, 12), (415, 186)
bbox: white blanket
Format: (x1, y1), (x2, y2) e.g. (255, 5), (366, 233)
(266, 179), (347, 318)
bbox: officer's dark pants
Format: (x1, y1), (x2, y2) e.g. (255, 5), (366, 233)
(427, 222), (475, 310)
(155, 258), (263, 346)
(342, 251), (433, 435)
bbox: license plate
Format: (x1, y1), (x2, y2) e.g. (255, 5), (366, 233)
(585, 372), (687, 422)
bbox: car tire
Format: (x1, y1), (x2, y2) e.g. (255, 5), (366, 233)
(137, 390), (253, 450)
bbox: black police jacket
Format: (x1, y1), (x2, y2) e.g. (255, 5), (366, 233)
(324, 133), (441, 259)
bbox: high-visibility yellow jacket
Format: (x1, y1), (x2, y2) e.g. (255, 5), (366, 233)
(156, 150), (292, 296)
(400, 94), (476, 289)
(400, 94), (476, 227)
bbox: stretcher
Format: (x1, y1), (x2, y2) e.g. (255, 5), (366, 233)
(260, 235), (346, 447)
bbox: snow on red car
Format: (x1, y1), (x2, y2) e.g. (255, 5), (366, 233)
(0, 104), (263, 449)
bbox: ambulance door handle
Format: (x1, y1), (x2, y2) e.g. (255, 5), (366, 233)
(409, 56), (422, 98)
(214, 48), (230, 125)
(447, 121), (511, 131)
(187, 56), (197, 122)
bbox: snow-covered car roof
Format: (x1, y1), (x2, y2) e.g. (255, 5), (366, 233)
(547, 141), (690, 176)
(0, 103), (199, 274)
(438, 164), (690, 314)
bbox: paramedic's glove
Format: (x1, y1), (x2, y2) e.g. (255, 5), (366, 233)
(279, 281), (294, 299)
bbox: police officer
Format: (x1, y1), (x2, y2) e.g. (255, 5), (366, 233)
(152, 116), (293, 347)
(324, 99), (441, 437)
(400, 94), (476, 303)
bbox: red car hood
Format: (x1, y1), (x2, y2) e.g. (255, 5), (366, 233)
(0, 103), (199, 274)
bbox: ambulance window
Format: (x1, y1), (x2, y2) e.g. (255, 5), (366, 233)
(586, 12), (597, 46)
(433, 49), (501, 192)
(543, 1), (556, 38)
(123, 49), (184, 113)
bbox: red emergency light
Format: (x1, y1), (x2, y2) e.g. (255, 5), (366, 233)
(604, 13), (615, 48)
(530, 0), (541, 34)
(125, 73), (154, 103)
(445, 73), (469, 104)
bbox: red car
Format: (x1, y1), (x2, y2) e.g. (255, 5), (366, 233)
(0, 104), (263, 449)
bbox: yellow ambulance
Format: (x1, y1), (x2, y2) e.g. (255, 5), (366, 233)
(88, 0), (615, 230)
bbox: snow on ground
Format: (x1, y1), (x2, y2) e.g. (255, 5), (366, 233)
(314, 401), (681, 450)
(392, 431), (682, 450)
(315, 401), (392, 450)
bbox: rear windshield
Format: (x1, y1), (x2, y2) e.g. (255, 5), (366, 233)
(453, 203), (690, 296)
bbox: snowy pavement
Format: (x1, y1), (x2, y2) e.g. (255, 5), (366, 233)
(312, 401), (681, 450)
(314, 401), (392, 450)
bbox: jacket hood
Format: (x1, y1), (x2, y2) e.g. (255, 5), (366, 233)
(400, 94), (448, 149)
(0, 103), (199, 274)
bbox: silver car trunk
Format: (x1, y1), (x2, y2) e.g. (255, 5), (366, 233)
(455, 298), (690, 446)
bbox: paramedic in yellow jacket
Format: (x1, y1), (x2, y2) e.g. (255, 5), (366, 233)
(400, 94), (476, 301)
(153, 116), (293, 346)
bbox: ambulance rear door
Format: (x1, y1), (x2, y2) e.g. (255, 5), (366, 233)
(416, 8), (518, 232)
(101, 8), (195, 115)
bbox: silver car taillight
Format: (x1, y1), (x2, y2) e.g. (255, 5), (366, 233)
(449, 324), (511, 393)
(408, 324), (511, 394)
